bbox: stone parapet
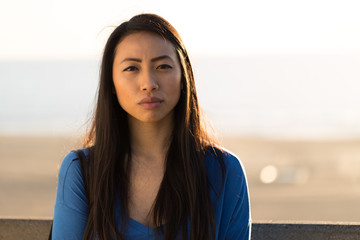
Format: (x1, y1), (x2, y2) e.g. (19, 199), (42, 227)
(1, 218), (360, 239)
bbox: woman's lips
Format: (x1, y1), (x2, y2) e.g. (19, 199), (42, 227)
(139, 97), (163, 109)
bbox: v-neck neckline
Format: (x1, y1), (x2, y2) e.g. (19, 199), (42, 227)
(128, 217), (162, 235)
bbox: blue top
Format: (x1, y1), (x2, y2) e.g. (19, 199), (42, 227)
(52, 148), (251, 239)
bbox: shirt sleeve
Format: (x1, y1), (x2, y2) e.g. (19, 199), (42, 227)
(52, 151), (89, 240)
(214, 150), (252, 240)
(224, 163), (251, 240)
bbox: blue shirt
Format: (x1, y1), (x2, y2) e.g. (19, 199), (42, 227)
(52, 148), (251, 239)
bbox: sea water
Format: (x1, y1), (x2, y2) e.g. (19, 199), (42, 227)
(1, 54), (360, 138)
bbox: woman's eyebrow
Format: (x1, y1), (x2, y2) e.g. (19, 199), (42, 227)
(121, 58), (141, 64)
(120, 55), (173, 64)
(151, 55), (173, 62)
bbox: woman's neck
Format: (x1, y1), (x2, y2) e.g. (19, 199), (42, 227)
(127, 115), (173, 227)
(128, 115), (173, 166)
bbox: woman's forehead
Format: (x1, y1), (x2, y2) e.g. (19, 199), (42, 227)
(114, 31), (177, 59)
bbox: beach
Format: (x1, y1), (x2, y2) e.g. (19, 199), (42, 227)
(0, 135), (359, 222)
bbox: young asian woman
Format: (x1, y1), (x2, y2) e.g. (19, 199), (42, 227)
(51, 13), (251, 240)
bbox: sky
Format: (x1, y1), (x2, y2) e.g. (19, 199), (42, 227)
(1, 0), (360, 138)
(1, 0), (360, 59)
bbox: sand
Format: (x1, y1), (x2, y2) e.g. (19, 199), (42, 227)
(1, 135), (359, 222)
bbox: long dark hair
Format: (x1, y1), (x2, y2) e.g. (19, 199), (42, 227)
(83, 13), (224, 240)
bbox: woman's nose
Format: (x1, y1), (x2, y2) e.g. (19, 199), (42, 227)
(141, 69), (159, 92)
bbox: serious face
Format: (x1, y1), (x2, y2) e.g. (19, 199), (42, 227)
(112, 31), (182, 125)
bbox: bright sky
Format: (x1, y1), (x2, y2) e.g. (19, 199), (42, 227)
(1, 0), (360, 59)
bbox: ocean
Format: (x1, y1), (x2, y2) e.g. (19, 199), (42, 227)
(1, 54), (360, 138)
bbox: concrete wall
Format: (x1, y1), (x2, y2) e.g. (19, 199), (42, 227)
(0, 218), (52, 240)
(0, 218), (360, 240)
(252, 221), (360, 240)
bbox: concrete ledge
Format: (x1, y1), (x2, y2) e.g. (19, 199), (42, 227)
(1, 218), (360, 239)
(0, 218), (52, 240)
(252, 221), (360, 240)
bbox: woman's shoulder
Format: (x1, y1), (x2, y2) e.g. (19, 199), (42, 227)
(205, 146), (249, 192)
(53, 150), (89, 235)
(59, 148), (88, 168)
(56, 149), (89, 207)
(59, 151), (79, 168)
(206, 147), (251, 239)
(58, 148), (89, 187)
(205, 146), (245, 173)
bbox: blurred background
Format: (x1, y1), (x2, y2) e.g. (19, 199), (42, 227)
(1, 0), (360, 222)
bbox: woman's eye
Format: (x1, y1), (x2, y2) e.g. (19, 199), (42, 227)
(157, 64), (172, 70)
(123, 66), (138, 72)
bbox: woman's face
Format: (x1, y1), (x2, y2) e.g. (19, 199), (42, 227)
(112, 31), (182, 125)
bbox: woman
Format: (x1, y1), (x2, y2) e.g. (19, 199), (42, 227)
(52, 13), (251, 240)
